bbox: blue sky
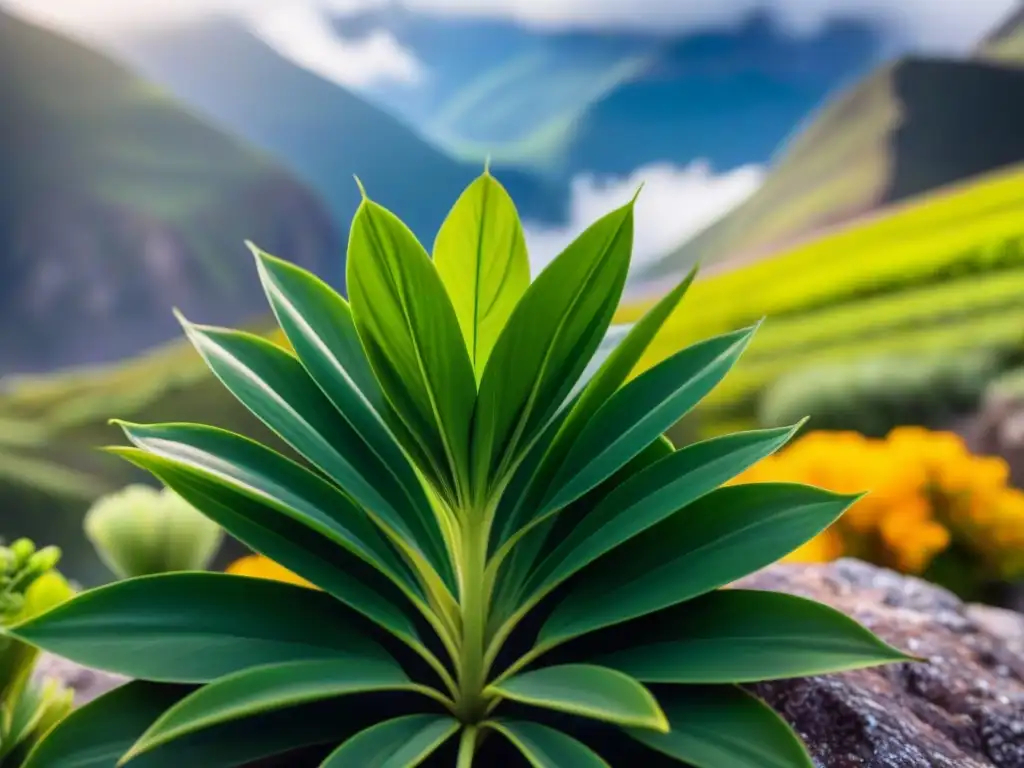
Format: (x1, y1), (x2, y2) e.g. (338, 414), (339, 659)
(4, 0), (1018, 270)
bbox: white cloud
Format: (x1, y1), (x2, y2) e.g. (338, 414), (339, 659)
(523, 160), (765, 273)
(249, 4), (422, 88)
(2, 0), (1016, 54)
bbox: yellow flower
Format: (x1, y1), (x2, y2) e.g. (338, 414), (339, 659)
(225, 555), (316, 589)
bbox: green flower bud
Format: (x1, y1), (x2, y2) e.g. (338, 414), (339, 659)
(85, 484), (223, 579)
(9, 539), (34, 569)
(0, 548), (14, 574)
(26, 546), (61, 575)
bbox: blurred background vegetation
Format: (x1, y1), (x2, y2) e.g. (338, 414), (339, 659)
(4, 2), (1024, 602)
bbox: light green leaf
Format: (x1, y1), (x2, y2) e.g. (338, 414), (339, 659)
(472, 199), (634, 494)
(488, 720), (610, 768)
(596, 589), (911, 683)
(175, 319), (454, 586)
(320, 714), (460, 768)
(21, 682), (189, 768)
(539, 484), (857, 647)
(126, 658), (431, 760)
(541, 324), (757, 514)
(251, 246), (445, 560)
(628, 686), (813, 768)
(115, 423), (419, 597)
(433, 172), (530, 377)
(7, 573), (390, 683)
(347, 194), (477, 504)
(527, 425), (800, 600)
(111, 449), (424, 653)
(487, 664), (667, 732)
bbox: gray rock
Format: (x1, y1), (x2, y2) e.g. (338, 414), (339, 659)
(741, 559), (1024, 767)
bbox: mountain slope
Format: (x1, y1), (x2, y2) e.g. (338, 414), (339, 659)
(110, 19), (563, 241)
(640, 55), (1024, 282)
(0, 11), (339, 376)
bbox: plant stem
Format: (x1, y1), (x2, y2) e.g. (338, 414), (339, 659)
(456, 518), (490, 721)
(456, 725), (478, 768)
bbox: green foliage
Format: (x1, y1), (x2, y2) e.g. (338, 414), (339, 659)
(9, 172), (908, 767)
(759, 352), (1002, 437)
(0, 540), (75, 767)
(83, 484), (224, 580)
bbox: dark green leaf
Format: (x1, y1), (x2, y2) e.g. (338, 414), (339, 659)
(488, 664), (667, 732)
(541, 325), (757, 513)
(116, 423), (417, 596)
(7, 573), (389, 683)
(527, 426), (799, 599)
(347, 195), (477, 503)
(501, 269), (696, 546)
(176, 318), (454, 585)
(596, 589), (910, 683)
(472, 200), (634, 493)
(320, 714), (460, 767)
(489, 720), (610, 767)
(21, 682), (189, 768)
(433, 172), (529, 377)
(628, 686), (813, 768)
(539, 484), (857, 647)
(251, 247), (453, 581)
(126, 658), (429, 760)
(111, 449), (424, 652)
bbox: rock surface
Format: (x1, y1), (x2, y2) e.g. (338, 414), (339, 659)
(31, 559), (1024, 766)
(741, 559), (1024, 768)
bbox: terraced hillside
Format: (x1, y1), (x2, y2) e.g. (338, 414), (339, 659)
(619, 163), (1024, 436)
(639, 55), (1024, 283)
(0, 11), (338, 375)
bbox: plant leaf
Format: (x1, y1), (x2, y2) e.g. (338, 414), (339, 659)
(490, 270), (694, 553)
(125, 658), (428, 760)
(176, 319), (454, 586)
(111, 448), (425, 652)
(347, 194), (477, 503)
(320, 714), (460, 768)
(21, 682), (190, 768)
(24, 682), (387, 768)
(595, 589), (910, 683)
(472, 200), (634, 493)
(541, 324), (757, 514)
(526, 425), (799, 600)
(487, 664), (667, 732)
(539, 484), (857, 647)
(116, 422), (419, 596)
(433, 172), (529, 377)
(488, 720), (610, 768)
(627, 686), (813, 768)
(251, 247), (454, 579)
(6, 573), (390, 683)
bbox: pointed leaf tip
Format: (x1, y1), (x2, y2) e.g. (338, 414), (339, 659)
(353, 175), (368, 200)
(484, 155), (492, 174)
(631, 182), (645, 204)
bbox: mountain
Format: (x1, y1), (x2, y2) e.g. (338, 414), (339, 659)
(978, 5), (1024, 61)
(109, 19), (564, 242)
(0, 11), (339, 376)
(639, 54), (1024, 282)
(332, 9), (882, 178)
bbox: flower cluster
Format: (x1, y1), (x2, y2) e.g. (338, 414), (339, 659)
(732, 427), (1024, 582)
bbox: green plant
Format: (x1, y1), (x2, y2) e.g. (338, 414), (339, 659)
(759, 352), (1001, 437)
(6, 172), (908, 767)
(84, 484), (224, 579)
(0, 540), (75, 766)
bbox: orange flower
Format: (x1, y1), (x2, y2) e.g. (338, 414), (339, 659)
(225, 555), (316, 589)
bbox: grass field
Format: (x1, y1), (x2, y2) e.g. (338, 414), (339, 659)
(619, 162), (1024, 434)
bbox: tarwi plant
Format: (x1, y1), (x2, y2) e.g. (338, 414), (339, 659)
(0, 540), (74, 766)
(84, 484), (224, 579)
(7, 172), (909, 767)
